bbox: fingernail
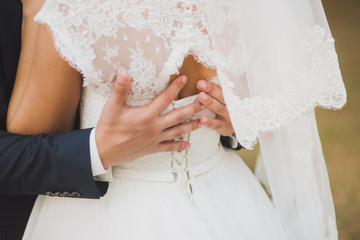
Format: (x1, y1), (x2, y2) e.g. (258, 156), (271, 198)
(200, 105), (206, 110)
(200, 93), (208, 101)
(185, 143), (191, 149)
(117, 72), (129, 84)
(181, 76), (187, 84)
(202, 116), (209, 123)
(198, 81), (207, 89)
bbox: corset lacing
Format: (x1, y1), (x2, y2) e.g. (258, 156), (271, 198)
(171, 132), (194, 202)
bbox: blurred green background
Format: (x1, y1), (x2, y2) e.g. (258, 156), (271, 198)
(238, 0), (360, 239)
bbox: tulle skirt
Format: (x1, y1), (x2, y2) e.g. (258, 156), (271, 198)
(23, 146), (286, 240)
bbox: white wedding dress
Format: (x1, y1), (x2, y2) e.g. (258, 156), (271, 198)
(24, 96), (285, 240)
(24, 0), (346, 239)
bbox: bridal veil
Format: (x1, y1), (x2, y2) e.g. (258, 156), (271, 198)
(217, 0), (346, 239)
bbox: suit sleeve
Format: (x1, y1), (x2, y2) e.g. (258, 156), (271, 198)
(0, 129), (108, 199)
(220, 135), (243, 151)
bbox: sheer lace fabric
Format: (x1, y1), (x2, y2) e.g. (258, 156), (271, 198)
(34, 0), (345, 149)
(34, 0), (346, 239)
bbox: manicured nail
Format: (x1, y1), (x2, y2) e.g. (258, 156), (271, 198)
(185, 143), (191, 149)
(200, 105), (206, 110)
(198, 81), (207, 89)
(200, 93), (208, 101)
(181, 76), (187, 84)
(117, 72), (129, 84)
(202, 116), (209, 123)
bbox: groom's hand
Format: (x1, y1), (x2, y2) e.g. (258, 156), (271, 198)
(95, 72), (202, 168)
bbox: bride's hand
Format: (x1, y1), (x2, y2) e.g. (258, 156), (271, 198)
(197, 80), (235, 136)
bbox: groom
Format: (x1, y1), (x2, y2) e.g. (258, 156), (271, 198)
(0, 1), (242, 239)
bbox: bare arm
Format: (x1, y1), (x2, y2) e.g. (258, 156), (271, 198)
(7, 21), (82, 134)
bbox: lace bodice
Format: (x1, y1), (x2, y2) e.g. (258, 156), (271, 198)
(34, 0), (346, 149)
(35, 0), (242, 101)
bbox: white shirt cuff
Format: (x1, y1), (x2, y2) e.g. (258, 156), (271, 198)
(228, 134), (239, 149)
(90, 128), (113, 182)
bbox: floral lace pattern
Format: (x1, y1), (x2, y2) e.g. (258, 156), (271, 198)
(34, 0), (346, 149)
(220, 26), (346, 148)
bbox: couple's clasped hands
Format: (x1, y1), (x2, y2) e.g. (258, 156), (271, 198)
(96, 72), (234, 169)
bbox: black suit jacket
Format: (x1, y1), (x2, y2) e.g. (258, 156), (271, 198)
(0, 1), (108, 239)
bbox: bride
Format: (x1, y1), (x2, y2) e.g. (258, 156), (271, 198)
(8, 0), (346, 239)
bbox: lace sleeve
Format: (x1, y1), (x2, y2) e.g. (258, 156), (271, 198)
(34, 0), (98, 84)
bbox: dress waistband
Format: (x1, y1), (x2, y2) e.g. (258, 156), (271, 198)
(112, 146), (224, 183)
